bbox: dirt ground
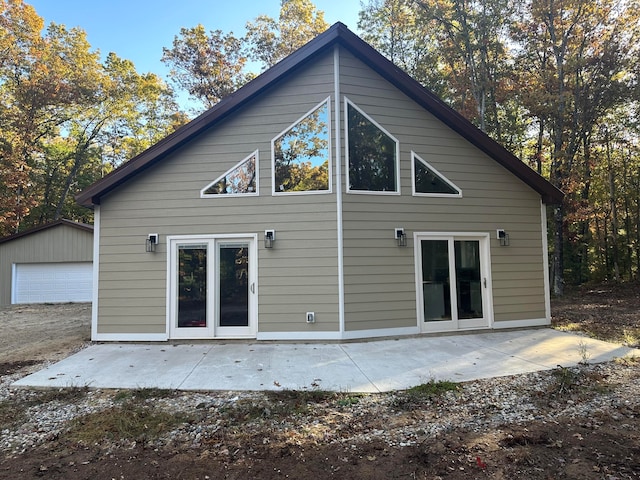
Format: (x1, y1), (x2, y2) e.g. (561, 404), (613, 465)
(1, 285), (640, 479)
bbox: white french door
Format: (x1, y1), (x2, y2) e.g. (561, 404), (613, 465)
(416, 233), (492, 333)
(168, 235), (257, 339)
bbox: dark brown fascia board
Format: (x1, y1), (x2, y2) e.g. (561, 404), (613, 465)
(75, 25), (345, 208)
(76, 22), (563, 207)
(0, 219), (94, 245)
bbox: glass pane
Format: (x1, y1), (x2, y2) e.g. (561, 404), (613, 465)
(274, 102), (330, 192)
(177, 245), (207, 328)
(421, 240), (451, 321)
(414, 156), (459, 194)
(203, 154), (256, 195)
(454, 240), (483, 319)
(347, 103), (397, 192)
(219, 245), (249, 327)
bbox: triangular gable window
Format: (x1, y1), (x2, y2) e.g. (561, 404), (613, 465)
(346, 98), (399, 194)
(272, 98), (331, 194)
(201, 151), (259, 197)
(412, 152), (462, 197)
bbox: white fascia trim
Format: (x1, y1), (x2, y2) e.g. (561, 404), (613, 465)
(541, 201), (552, 322)
(90, 206), (100, 341)
(200, 150), (259, 198)
(341, 326), (419, 340)
(92, 333), (169, 342)
(257, 331), (343, 341)
(334, 46), (345, 334)
(493, 318), (550, 329)
(271, 97), (333, 196)
(344, 96), (401, 195)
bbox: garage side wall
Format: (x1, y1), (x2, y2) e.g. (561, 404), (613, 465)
(0, 225), (94, 305)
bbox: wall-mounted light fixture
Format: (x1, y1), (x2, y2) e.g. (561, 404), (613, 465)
(394, 227), (407, 247)
(264, 229), (276, 249)
(497, 229), (509, 246)
(146, 233), (159, 252)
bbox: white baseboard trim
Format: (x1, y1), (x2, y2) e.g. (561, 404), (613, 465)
(92, 333), (169, 342)
(341, 326), (420, 340)
(492, 318), (550, 329)
(256, 331), (342, 341)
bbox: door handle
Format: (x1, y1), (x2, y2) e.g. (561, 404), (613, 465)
(250, 283), (255, 294)
(483, 278), (487, 288)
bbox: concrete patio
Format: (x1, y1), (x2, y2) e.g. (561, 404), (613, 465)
(12, 328), (639, 393)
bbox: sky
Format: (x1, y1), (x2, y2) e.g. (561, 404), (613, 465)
(27, 1), (363, 85)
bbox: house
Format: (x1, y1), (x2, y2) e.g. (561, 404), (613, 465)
(0, 219), (94, 305)
(77, 23), (563, 342)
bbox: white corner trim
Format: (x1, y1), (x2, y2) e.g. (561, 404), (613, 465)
(90, 206), (100, 341)
(257, 331), (343, 341)
(334, 46), (345, 335)
(492, 318), (550, 329)
(541, 201), (552, 323)
(341, 326), (420, 340)
(10, 263), (16, 304)
(92, 333), (169, 342)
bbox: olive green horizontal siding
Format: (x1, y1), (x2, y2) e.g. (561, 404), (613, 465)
(96, 51), (340, 336)
(0, 225), (93, 305)
(339, 49), (547, 331)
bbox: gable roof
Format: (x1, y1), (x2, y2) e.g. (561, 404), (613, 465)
(77, 22), (563, 207)
(0, 219), (93, 246)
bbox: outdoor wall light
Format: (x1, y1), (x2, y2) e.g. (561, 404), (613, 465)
(497, 229), (510, 246)
(264, 229), (276, 249)
(395, 227), (407, 247)
(146, 233), (159, 252)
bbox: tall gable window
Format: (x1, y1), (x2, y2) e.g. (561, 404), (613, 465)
(346, 99), (399, 193)
(412, 151), (462, 197)
(201, 151), (258, 197)
(272, 99), (331, 194)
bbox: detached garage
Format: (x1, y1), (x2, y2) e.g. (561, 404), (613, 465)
(0, 220), (94, 306)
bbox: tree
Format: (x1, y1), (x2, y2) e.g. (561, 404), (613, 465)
(513, 0), (634, 293)
(358, 0), (449, 98)
(0, 0), (183, 234)
(0, 0), (101, 234)
(162, 25), (251, 112)
(245, 0), (329, 69)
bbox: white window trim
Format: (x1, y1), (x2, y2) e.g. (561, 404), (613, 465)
(344, 97), (401, 195)
(200, 150), (260, 198)
(271, 97), (333, 196)
(411, 151), (462, 198)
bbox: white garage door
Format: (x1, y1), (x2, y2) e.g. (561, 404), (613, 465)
(13, 262), (93, 304)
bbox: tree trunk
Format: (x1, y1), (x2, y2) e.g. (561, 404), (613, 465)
(552, 205), (564, 296)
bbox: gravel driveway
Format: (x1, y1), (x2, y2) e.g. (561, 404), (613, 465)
(0, 303), (91, 365)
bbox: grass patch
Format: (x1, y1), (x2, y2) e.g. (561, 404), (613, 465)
(113, 388), (176, 403)
(406, 379), (459, 398)
(392, 379), (459, 409)
(546, 365), (612, 398)
(615, 355), (640, 366)
(67, 403), (190, 445)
